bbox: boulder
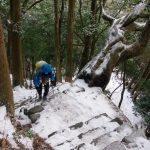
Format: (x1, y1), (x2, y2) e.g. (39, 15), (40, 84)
(29, 114), (40, 123)
(122, 129), (146, 144)
(103, 141), (126, 150)
(28, 105), (44, 115)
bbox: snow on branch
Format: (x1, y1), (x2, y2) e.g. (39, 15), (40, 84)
(119, 18), (150, 62)
(121, 1), (147, 27)
(78, 1), (149, 90)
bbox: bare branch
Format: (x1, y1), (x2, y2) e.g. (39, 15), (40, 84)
(102, 8), (115, 24)
(78, 0), (84, 28)
(74, 31), (84, 43)
(26, 0), (45, 11)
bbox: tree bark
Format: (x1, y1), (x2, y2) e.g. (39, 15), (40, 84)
(54, 0), (62, 82)
(11, 0), (24, 86)
(0, 18), (14, 116)
(65, 0), (75, 82)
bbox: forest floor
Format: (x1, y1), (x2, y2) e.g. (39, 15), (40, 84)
(0, 73), (150, 149)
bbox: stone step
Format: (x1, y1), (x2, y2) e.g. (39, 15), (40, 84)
(103, 141), (126, 150)
(54, 121), (119, 150)
(90, 123), (133, 149)
(47, 113), (115, 147)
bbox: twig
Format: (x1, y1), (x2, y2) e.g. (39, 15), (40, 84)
(118, 61), (126, 108)
(109, 83), (123, 98)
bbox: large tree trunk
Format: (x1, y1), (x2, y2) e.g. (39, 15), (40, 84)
(54, 0), (62, 82)
(11, 0), (24, 86)
(78, 2), (150, 91)
(65, 0), (75, 82)
(0, 18), (14, 116)
(7, 25), (12, 72)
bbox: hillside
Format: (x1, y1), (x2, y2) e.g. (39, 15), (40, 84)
(0, 75), (150, 149)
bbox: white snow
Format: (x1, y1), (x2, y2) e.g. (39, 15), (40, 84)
(106, 73), (142, 125)
(0, 74), (150, 149)
(0, 106), (17, 148)
(13, 86), (36, 103)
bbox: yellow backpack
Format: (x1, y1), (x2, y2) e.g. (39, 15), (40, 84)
(34, 60), (47, 74)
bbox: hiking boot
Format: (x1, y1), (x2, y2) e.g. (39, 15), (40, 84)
(37, 95), (42, 102)
(43, 96), (47, 101)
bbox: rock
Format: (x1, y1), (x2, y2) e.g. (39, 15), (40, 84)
(122, 129), (146, 144)
(29, 114), (40, 123)
(111, 117), (123, 125)
(69, 122), (83, 130)
(28, 105), (44, 115)
(145, 125), (150, 138)
(103, 141), (126, 150)
(114, 123), (133, 134)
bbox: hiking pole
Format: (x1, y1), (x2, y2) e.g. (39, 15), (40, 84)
(52, 85), (55, 98)
(34, 91), (38, 106)
(50, 84), (55, 99)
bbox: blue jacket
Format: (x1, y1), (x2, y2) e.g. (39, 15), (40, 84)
(33, 64), (54, 88)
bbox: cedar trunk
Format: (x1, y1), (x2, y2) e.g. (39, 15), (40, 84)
(65, 0), (75, 82)
(54, 0), (62, 82)
(11, 0), (24, 86)
(0, 18), (14, 116)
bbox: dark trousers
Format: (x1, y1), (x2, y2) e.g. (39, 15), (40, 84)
(36, 82), (49, 97)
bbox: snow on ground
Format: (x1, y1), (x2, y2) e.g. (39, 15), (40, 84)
(106, 72), (143, 126)
(0, 75), (150, 149)
(0, 106), (17, 147)
(13, 86), (36, 103)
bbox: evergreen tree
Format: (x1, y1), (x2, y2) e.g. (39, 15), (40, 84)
(0, 17), (14, 116)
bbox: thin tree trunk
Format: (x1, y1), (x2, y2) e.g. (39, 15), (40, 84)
(65, 0), (75, 82)
(118, 61), (126, 108)
(89, 37), (96, 59)
(54, 0), (62, 82)
(11, 0), (24, 86)
(0, 18), (14, 116)
(7, 25), (12, 72)
(7, 0), (13, 72)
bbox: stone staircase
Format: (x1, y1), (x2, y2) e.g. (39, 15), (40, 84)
(46, 113), (136, 150)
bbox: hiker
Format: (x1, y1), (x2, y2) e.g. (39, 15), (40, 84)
(33, 61), (56, 100)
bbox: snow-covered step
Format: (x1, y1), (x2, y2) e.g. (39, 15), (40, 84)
(53, 121), (120, 150)
(103, 141), (126, 150)
(79, 122), (119, 143)
(47, 113), (116, 147)
(90, 123), (133, 149)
